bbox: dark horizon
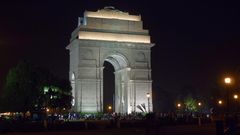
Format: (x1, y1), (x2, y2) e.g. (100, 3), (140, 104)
(1, 0), (240, 111)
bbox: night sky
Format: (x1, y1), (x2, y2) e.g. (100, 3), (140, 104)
(1, 0), (240, 108)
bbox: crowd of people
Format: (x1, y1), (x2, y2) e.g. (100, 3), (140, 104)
(52, 111), (212, 125)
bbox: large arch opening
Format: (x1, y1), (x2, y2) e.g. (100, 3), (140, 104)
(103, 53), (129, 113)
(103, 61), (115, 113)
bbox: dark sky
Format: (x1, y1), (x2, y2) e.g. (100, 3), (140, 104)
(0, 0), (240, 96)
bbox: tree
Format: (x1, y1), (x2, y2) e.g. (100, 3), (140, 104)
(37, 79), (72, 113)
(184, 96), (197, 112)
(1, 61), (39, 113)
(0, 61), (72, 114)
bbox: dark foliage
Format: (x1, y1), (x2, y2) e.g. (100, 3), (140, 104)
(0, 61), (72, 113)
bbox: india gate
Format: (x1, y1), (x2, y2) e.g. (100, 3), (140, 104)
(67, 7), (154, 113)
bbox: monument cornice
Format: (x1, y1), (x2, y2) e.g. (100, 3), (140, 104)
(68, 39), (154, 50)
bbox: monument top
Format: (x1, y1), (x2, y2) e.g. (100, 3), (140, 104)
(69, 6), (151, 44)
(84, 6), (141, 21)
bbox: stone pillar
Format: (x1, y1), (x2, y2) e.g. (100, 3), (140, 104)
(99, 67), (104, 112)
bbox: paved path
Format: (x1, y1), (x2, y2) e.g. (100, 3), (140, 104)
(4, 124), (220, 135)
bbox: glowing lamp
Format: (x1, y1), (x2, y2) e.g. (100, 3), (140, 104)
(108, 105), (112, 110)
(233, 94), (238, 99)
(224, 77), (231, 84)
(146, 93), (150, 98)
(218, 100), (223, 105)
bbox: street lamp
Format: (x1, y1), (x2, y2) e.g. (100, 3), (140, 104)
(233, 94), (238, 100)
(224, 77), (232, 113)
(46, 108), (50, 113)
(176, 103), (182, 114)
(198, 102), (202, 113)
(146, 93), (150, 113)
(224, 77), (231, 84)
(218, 100), (223, 105)
(177, 103), (181, 108)
(233, 94), (238, 112)
(108, 105), (112, 113)
(197, 102), (203, 126)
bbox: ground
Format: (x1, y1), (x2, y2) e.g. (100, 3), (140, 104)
(3, 124), (221, 135)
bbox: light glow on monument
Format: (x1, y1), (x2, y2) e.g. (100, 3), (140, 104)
(79, 31), (150, 43)
(84, 10), (141, 21)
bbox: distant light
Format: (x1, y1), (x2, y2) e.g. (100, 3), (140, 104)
(44, 87), (49, 94)
(26, 111), (31, 116)
(218, 100), (223, 105)
(177, 103), (181, 107)
(224, 77), (231, 84)
(108, 105), (112, 110)
(146, 93), (150, 98)
(0, 112), (11, 116)
(233, 94), (238, 99)
(72, 98), (75, 106)
(198, 102), (202, 106)
(46, 108), (50, 112)
(71, 73), (75, 80)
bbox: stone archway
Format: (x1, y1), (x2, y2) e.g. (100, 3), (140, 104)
(103, 53), (130, 113)
(102, 61), (115, 113)
(67, 7), (154, 113)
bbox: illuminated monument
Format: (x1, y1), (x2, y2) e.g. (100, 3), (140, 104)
(67, 7), (154, 113)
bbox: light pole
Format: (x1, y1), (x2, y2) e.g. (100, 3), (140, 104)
(177, 103), (181, 109)
(198, 102), (202, 113)
(224, 77), (232, 113)
(233, 94), (238, 112)
(218, 100), (224, 114)
(176, 103), (181, 113)
(146, 93), (150, 113)
(197, 102), (202, 126)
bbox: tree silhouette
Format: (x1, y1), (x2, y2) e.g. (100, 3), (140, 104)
(0, 61), (72, 114)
